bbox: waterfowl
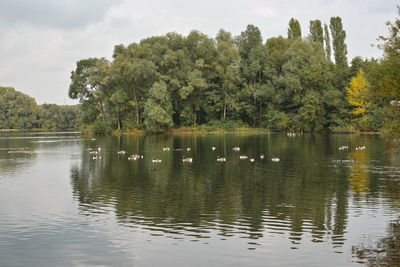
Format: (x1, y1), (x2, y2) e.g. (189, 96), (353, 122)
(217, 157), (226, 162)
(182, 157), (193, 163)
(186, 147), (191, 151)
(233, 147), (240, 151)
(128, 154), (142, 160)
(355, 146), (366, 150)
(212, 146), (216, 151)
(239, 155), (248, 159)
(338, 145), (349, 150)
(152, 157), (162, 163)
(92, 155), (102, 160)
(117, 150), (126, 155)
(340, 159), (356, 163)
(260, 154), (265, 159)
(249, 158), (255, 162)
(271, 157), (280, 162)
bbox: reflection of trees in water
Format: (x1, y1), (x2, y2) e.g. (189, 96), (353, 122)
(70, 134), (394, 248)
(352, 217), (400, 266)
(348, 149), (370, 198)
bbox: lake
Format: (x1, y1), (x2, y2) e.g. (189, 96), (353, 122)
(0, 132), (399, 266)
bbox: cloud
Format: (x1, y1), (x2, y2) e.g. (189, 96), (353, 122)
(0, 0), (122, 29)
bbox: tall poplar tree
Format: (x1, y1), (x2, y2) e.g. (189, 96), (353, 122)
(324, 24), (332, 62)
(309, 20), (323, 45)
(330, 17), (348, 68)
(288, 18), (302, 39)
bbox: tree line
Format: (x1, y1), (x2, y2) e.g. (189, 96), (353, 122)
(69, 16), (359, 133)
(0, 86), (80, 130)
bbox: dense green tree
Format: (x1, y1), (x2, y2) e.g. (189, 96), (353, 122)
(143, 81), (173, 131)
(369, 6), (400, 136)
(288, 18), (302, 39)
(37, 104), (80, 130)
(109, 44), (158, 126)
(68, 57), (110, 125)
(0, 87), (37, 129)
(215, 29), (241, 120)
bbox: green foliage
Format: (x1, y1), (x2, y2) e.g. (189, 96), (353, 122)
(323, 24), (332, 62)
(0, 87), (37, 129)
(93, 121), (111, 135)
(309, 20), (324, 45)
(37, 104), (80, 130)
(330, 17), (348, 68)
(288, 18), (302, 39)
(0, 87), (80, 130)
(65, 13), (396, 135)
(144, 81), (174, 131)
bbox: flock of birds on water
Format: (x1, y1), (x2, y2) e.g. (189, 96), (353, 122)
(86, 146), (279, 163)
(85, 143), (366, 164)
(4, 132), (366, 165)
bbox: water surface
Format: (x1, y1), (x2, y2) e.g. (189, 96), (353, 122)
(0, 132), (399, 266)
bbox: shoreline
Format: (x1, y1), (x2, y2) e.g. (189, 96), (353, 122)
(0, 128), (381, 135)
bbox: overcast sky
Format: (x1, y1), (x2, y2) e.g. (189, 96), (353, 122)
(0, 0), (398, 104)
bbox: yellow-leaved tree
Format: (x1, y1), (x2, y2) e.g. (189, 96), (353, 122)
(346, 69), (371, 117)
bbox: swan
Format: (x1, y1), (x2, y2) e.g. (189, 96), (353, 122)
(217, 157), (226, 162)
(271, 157), (280, 162)
(239, 155), (248, 159)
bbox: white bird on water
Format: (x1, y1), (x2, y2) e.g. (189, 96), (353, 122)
(152, 157), (162, 163)
(217, 157), (226, 162)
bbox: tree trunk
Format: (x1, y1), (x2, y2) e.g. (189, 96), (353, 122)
(132, 89), (140, 126)
(116, 109), (123, 130)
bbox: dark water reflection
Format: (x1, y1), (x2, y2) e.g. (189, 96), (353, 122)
(1, 133), (400, 266)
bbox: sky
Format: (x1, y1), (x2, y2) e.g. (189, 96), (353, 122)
(0, 0), (398, 105)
